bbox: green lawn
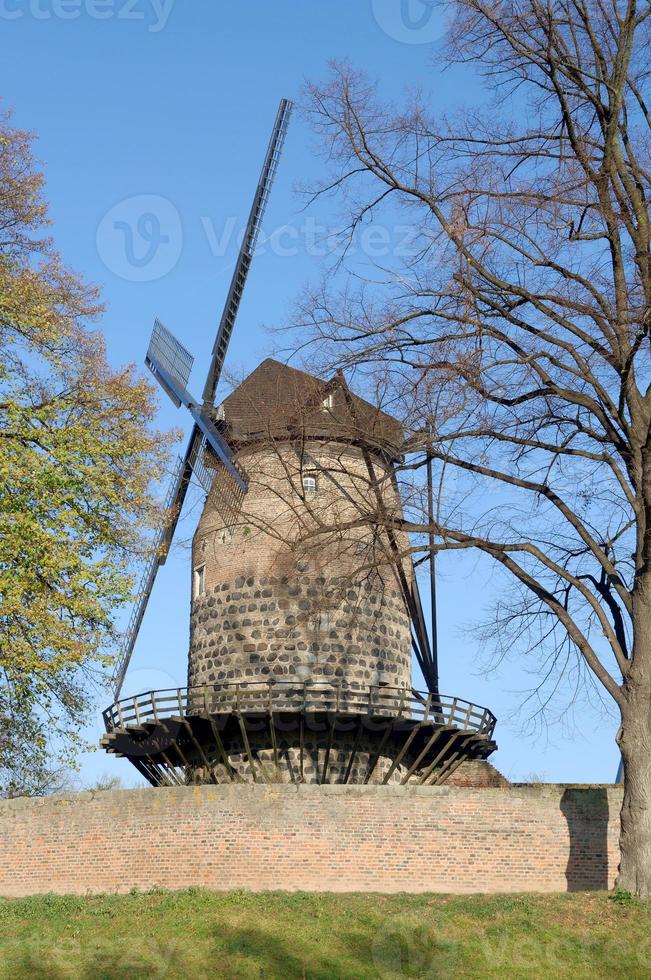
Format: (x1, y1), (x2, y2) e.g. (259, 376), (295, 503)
(0, 890), (649, 979)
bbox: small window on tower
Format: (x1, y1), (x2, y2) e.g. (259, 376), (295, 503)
(316, 610), (335, 632)
(194, 564), (206, 598)
(302, 472), (318, 497)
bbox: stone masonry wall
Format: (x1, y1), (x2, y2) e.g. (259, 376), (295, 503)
(0, 784), (622, 897)
(188, 575), (411, 690)
(188, 731), (405, 785)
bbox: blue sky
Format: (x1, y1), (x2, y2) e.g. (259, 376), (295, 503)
(1, 0), (620, 785)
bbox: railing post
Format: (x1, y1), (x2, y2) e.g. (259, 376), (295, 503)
(449, 697), (458, 727)
(464, 700), (473, 729)
(424, 693), (433, 719)
(398, 688), (406, 717)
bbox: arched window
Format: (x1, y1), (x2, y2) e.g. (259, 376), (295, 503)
(302, 472), (317, 497)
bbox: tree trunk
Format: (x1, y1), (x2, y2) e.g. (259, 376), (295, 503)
(617, 655), (651, 897)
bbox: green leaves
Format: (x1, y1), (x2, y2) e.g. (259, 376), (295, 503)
(0, 111), (173, 796)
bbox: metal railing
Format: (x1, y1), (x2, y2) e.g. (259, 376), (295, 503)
(102, 682), (496, 739)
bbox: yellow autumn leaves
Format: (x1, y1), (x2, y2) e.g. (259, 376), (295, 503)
(0, 111), (174, 792)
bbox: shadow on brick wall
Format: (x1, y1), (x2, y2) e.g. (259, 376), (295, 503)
(560, 788), (611, 891)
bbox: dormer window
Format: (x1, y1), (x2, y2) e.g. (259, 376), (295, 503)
(302, 472), (318, 497)
(321, 392), (334, 411)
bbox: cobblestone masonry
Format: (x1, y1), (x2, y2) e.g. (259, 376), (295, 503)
(187, 731), (406, 784)
(188, 576), (412, 690)
(0, 785), (622, 897)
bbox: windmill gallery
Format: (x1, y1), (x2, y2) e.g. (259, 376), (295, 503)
(99, 100), (499, 788)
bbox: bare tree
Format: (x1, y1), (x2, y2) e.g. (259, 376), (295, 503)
(295, 1), (651, 895)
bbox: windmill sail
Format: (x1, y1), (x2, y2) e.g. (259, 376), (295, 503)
(110, 454), (185, 697)
(110, 98), (293, 699)
(217, 465), (248, 529)
(285, 391), (439, 697)
(187, 433), (247, 535)
(202, 97), (293, 407)
(146, 318), (194, 407)
(145, 320), (246, 488)
(333, 379), (439, 696)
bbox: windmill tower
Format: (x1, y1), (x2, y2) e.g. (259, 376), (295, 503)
(101, 100), (497, 786)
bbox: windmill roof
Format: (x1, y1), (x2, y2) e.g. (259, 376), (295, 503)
(217, 358), (402, 456)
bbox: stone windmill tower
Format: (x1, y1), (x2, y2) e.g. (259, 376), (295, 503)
(186, 358), (415, 782)
(101, 102), (497, 786)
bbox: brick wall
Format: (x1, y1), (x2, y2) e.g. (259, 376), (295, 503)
(445, 760), (510, 788)
(0, 784), (622, 897)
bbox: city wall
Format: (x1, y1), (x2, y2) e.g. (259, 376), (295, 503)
(0, 783), (622, 896)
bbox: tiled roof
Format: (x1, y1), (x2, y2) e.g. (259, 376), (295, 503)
(217, 358), (402, 456)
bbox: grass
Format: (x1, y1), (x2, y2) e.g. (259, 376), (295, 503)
(0, 890), (650, 979)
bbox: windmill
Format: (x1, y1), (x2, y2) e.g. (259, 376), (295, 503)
(102, 99), (496, 789)
(110, 94), (438, 703)
(111, 98), (292, 700)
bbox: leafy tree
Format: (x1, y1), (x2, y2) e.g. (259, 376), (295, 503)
(0, 112), (171, 795)
(300, 1), (651, 894)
